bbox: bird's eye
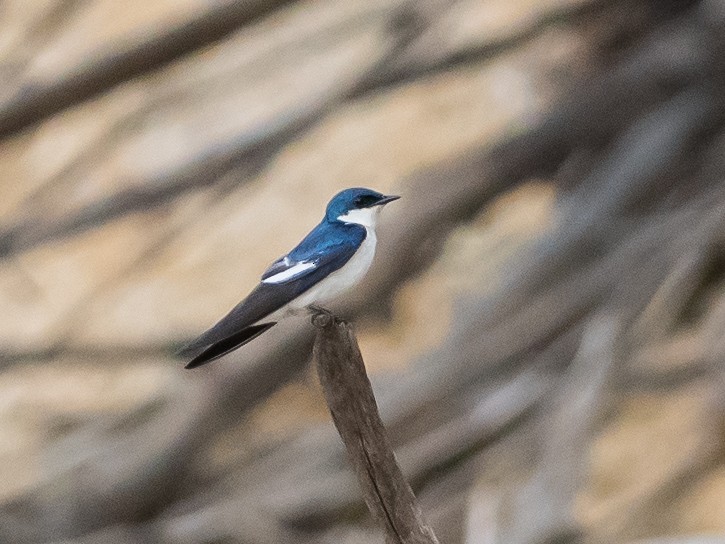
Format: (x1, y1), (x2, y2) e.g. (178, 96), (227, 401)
(354, 195), (377, 208)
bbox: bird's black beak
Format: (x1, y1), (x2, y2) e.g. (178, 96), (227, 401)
(376, 194), (401, 206)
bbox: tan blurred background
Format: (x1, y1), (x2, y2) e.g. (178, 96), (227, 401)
(1, 0), (724, 543)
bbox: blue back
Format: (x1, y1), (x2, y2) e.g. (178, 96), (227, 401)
(183, 191), (377, 352)
(288, 220), (366, 263)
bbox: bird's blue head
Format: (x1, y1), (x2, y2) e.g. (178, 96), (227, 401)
(325, 188), (400, 226)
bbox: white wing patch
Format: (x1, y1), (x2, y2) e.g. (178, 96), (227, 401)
(261, 260), (317, 284)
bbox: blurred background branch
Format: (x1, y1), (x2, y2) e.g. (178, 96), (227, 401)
(0, 0), (724, 543)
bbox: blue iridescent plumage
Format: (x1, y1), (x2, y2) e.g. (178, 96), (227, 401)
(183, 188), (399, 368)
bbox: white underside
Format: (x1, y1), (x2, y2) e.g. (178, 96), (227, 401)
(288, 227), (376, 310)
(263, 207), (380, 320)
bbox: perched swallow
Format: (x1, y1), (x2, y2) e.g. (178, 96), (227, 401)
(182, 187), (400, 368)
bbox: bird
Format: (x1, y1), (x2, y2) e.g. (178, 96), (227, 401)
(182, 187), (400, 369)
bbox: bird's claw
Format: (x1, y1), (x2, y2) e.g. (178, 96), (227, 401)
(308, 303), (331, 315)
(308, 305), (347, 327)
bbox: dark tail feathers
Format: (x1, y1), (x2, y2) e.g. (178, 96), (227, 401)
(184, 322), (276, 369)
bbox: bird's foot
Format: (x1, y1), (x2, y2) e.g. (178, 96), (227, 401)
(307, 303), (331, 315)
(308, 304), (346, 328)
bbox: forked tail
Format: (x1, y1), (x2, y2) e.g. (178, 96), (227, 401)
(184, 322), (277, 369)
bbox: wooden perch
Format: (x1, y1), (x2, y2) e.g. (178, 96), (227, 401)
(311, 310), (439, 544)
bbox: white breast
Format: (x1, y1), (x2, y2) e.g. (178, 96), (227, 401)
(289, 228), (377, 310)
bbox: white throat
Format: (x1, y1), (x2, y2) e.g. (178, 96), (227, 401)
(286, 210), (379, 310)
(337, 207), (380, 228)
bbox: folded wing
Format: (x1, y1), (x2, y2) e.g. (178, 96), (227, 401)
(181, 222), (366, 367)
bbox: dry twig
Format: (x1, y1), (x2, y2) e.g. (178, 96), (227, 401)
(312, 310), (439, 544)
